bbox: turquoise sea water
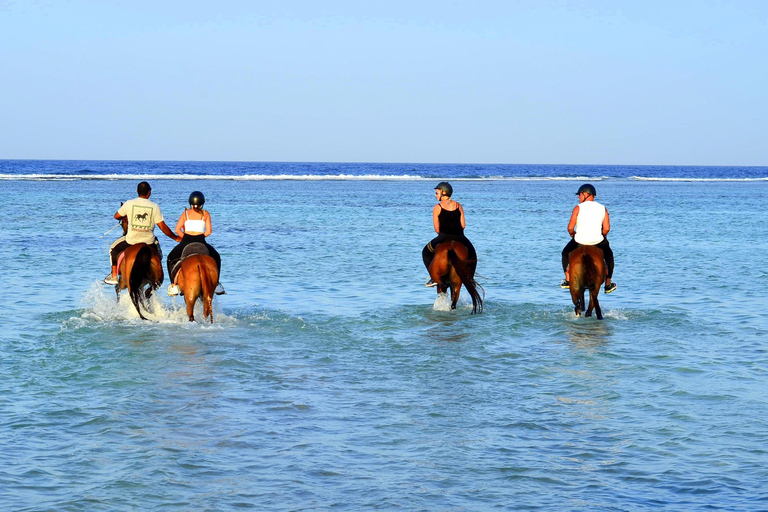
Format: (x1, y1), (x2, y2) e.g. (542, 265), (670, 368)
(2, 162), (767, 510)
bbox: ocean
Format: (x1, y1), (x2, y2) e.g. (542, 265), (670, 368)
(1, 160), (767, 511)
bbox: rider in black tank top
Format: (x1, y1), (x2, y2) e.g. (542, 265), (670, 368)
(437, 206), (464, 236)
(422, 182), (477, 285)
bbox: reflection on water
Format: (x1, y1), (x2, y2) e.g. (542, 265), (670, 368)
(565, 319), (613, 350)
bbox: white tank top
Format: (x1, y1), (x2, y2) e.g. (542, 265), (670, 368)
(184, 210), (206, 233)
(574, 200), (606, 245)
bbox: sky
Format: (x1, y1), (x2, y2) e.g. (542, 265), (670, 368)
(1, 0), (766, 165)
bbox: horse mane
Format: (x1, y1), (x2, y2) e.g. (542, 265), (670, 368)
(447, 249), (484, 314)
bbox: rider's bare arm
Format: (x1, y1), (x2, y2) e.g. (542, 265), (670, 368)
(158, 221), (181, 242)
(458, 203), (466, 229)
(204, 211), (212, 237)
(432, 204), (441, 234)
(174, 212), (186, 237)
(602, 208), (610, 236)
(567, 205), (579, 237)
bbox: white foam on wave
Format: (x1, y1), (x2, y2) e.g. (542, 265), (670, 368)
(4, 172), (766, 182)
(0, 173), (611, 182)
(631, 176), (768, 182)
(1, 173), (428, 181)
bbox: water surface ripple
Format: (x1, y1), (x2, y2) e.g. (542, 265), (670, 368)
(1, 172), (766, 510)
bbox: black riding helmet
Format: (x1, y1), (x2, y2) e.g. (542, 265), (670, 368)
(576, 183), (597, 197)
(435, 181), (453, 198)
(189, 191), (205, 207)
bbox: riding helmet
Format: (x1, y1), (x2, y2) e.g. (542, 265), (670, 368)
(188, 191), (206, 207)
(576, 183), (597, 197)
(435, 181), (453, 198)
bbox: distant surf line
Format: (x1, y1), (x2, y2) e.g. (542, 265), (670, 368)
(1, 173), (767, 182)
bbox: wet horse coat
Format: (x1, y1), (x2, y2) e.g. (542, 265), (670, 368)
(568, 244), (607, 319)
(428, 240), (483, 314)
(116, 243), (164, 320)
(173, 243), (219, 323)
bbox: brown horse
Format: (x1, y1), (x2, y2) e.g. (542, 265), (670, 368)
(428, 240), (483, 314)
(176, 254), (219, 323)
(116, 243), (164, 320)
(568, 244), (607, 319)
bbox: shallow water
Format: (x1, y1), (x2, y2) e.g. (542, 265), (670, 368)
(2, 174), (767, 510)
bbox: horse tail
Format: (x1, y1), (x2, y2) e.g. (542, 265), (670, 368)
(448, 249), (484, 314)
(582, 251), (598, 288)
(129, 245), (152, 319)
(198, 261), (214, 322)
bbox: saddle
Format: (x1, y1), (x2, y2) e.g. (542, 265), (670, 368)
(170, 243), (210, 282)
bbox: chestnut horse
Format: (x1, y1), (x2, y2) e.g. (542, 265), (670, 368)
(428, 240), (483, 314)
(116, 243), (164, 320)
(176, 253), (219, 323)
(568, 244), (607, 319)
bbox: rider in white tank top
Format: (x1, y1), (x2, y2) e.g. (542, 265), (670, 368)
(561, 183), (616, 293)
(183, 210), (207, 234)
(574, 200), (606, 245)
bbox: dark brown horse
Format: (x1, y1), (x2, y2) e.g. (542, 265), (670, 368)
(116, 243), (164, 320)
(176, 254), (219, 323)
(428, 240), (483, 314)
(568, 244), (607, 319)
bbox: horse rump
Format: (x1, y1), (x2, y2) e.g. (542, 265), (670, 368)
(569, 245), (604, 320)
(179, 254), (218, 323)
(446, 248), (484, 314)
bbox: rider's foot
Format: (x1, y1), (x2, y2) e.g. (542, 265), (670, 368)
(104, 274), (118, 285)
(215, 283), (226, 295)
(560, 279), (569, 289)
(605, 282), (617, 294)
(167, 284), (180, 296)
(425, 278), (438, 288)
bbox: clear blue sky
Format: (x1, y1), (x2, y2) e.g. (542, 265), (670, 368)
(1, 0), (766, 165)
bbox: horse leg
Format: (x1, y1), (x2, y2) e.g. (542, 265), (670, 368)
(185, 296), (196, 322)
(177, 266), (196, 322)
(449, 285), (458, 309)
(570, 287), (581, 317)
(592, 288), (602, 320)
(585, 288), (593, 317)
(446, 266), (461, 309)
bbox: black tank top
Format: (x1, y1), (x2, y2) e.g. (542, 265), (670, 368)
(438, 205), (464, 236)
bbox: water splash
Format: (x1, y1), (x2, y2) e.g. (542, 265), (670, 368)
(70, 281), (235, 328)
(432, 291), (474, 312)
